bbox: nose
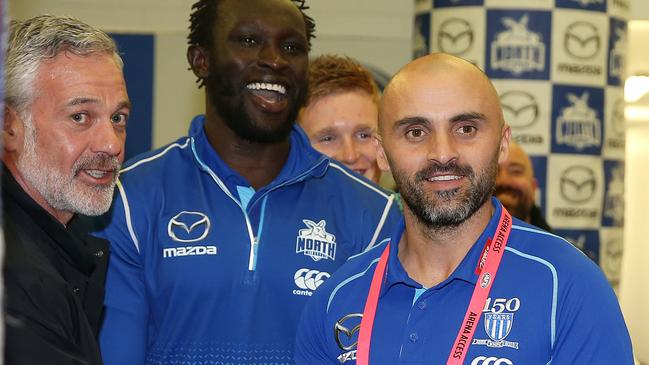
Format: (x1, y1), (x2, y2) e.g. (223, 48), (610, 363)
(336, 136), (360, 165)
(258, 43), (288, 70)
(91, 119), (124, 159)
(426, 131), (458, 165)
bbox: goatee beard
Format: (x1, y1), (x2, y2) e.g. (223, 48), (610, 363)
(394, 155), (498, 232)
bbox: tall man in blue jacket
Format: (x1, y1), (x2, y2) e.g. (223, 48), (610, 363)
(295, 54), (633, 364)
(96, 0), (401, 364)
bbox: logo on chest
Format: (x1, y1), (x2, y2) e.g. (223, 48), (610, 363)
(472, 297), (521, 350)
(163, 211), (217, 259)
(295, 219), (337, 261)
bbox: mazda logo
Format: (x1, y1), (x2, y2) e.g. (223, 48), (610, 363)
(564, 21), (600, 60)
(560, 166), (597, 203)
(438, 18), (473, 56)
(167, 211), (210, 243)
(500, 90), (539, 129)
(334, 313), (363, 351)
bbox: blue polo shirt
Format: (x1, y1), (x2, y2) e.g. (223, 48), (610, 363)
(96, 116), (402, 365)
(295, 198), (633, 365)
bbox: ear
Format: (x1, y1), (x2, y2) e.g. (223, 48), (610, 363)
(375, 135), (391, 172)
(3, 105), (25, 153)
(187, 45), (210, 79)
(498, 124), (512, 165)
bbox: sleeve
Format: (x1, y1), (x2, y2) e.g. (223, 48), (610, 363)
(96, 183), (149, 365)
(293, 291), (337, 365)
(551, 262), (634, 364)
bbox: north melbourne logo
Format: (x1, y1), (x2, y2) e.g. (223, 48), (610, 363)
(556, 92), (601, 150)
(296, 219), (337, 261)
(491, 14), (545, 75)
(609, 27), (626, 79)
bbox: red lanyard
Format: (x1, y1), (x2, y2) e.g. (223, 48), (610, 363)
(356, 209), (512, 365)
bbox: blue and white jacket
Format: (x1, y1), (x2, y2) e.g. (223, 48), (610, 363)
(295, 198), (633, 365)
(97, 116), (402, 365)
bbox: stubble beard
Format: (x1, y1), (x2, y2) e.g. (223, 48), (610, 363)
(16, 116), (120, 217)
(394, 152), (499, 233)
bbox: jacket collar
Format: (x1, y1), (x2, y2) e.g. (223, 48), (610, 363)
(188, 115), (329, 193)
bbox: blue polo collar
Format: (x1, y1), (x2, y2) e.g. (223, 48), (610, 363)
(381, 197), (505, 297)
(188, 115), (329, 194)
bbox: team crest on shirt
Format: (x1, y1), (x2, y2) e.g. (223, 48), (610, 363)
(295, 219), (337, 261)
(472, 313), (519, 349)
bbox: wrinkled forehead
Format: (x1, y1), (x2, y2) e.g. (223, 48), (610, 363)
(215, 0), (305, 34)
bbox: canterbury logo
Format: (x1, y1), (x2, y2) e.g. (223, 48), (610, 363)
(294, 268), (330, 291)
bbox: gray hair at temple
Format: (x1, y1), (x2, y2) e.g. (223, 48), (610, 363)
(5, 14), (123, 116)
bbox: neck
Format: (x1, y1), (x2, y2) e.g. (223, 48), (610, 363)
(204, 102), (291, 190)
(398, 200), (493, 288)
(3, 155), (73, 226)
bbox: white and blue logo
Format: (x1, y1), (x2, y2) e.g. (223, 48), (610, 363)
(486, 10), (551, 80)
(552, 85), (604, 155)
(608, 18), (627, 86)
(472, 312), (519, 349)
(602, 161), (624, 227)
(296, 219), (337, 261)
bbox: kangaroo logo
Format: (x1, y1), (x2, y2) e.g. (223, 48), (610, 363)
(556, 92), (601, 150)
(295, 219), (337, 261)
(491, 14), (545, 75)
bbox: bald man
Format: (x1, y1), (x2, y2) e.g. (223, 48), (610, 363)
(495, 142), (552, 231)
(294, 54), (632, 365)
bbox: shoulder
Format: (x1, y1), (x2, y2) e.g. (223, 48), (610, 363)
(119, 137), (193, 182)
(505, 219), (609, 290)
(322, 161), (394, 202)
(311, 240), (388, 313)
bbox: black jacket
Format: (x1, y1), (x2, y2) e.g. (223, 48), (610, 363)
(3, 167), (108, 365)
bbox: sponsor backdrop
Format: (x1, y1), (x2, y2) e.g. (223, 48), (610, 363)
(414, 0), (629, 289)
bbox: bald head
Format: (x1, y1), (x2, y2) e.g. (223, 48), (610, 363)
(379, 53), (505, 135)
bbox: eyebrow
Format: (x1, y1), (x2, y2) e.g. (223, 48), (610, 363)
(66, 98), (132, 111)
(449, 112), (487, 123)
(394, 116), (429, 129)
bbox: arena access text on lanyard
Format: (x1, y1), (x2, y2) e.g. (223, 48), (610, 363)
(356, 208), (512, 365)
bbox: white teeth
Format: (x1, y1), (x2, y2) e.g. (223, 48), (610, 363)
(86, 170), (108, 178)
(429, 175), (461, 181)
(246, 82), (286, 95)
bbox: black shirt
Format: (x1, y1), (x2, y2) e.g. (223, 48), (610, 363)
(3, 166), (108, 365)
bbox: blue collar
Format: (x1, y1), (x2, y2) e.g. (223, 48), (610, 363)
(381, 197), (505, 297)
(188, 115), (329, 193)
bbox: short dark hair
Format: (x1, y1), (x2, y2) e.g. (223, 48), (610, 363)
(306, 54), (379, 106)
(188, 0), (316, 50)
